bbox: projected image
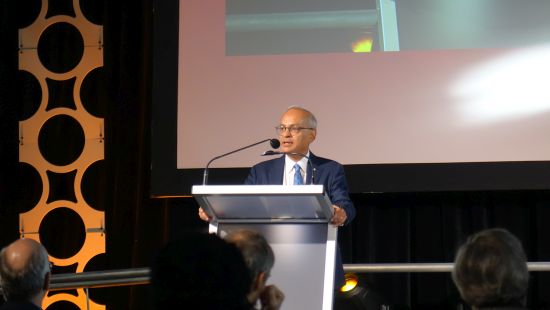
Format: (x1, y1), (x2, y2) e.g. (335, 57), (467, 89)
(397, 0), (550, 51)
(226, 0), (550, 55)
(225, 0), (380, 55)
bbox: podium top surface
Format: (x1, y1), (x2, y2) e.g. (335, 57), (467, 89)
(192, 185), (333, 222)
(192, 185), (324, 195)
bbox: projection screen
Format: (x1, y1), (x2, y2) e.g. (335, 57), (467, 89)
(152, 0), (550, 196)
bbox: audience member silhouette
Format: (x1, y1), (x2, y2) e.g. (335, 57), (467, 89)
(452, 228), (529, 310)
(0, 238), (51, 310)
(151, 232), (252, 309)
(225, 229), (284, 310)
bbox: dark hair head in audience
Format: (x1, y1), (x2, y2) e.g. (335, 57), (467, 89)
(225, 229), (275, 281)
(452, 228), (529, 309)
(151, 232), (252, 310)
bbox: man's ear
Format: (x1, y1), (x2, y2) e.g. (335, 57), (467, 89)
(252, 271), (267, 291)
(309, 129), (317, 143)
(43, 272), (50, 291)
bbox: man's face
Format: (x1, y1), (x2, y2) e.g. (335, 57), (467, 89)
(277, 109), (316, 155)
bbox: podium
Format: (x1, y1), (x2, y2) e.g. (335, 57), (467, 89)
(192, 185), (337, 310)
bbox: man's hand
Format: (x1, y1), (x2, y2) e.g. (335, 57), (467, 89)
(330, 205), (347, 226)
(198, 207), (211, 222)
(259, 285), (284, 310)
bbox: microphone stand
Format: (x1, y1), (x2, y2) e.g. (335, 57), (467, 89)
(262, 150), (316, 184)
(203, 138), (280, 185)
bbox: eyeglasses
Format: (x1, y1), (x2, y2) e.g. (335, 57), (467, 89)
(275, 125), (314, 135)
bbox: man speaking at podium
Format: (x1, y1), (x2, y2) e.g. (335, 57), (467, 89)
(199, 106), (356, 287)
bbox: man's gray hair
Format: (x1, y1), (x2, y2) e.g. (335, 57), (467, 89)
(225, 229), (275, 279)
(286, 106), (317, 129)
(0, 242), (50, 302)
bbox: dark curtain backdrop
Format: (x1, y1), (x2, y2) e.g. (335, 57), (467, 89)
(1, 1), (550, 310)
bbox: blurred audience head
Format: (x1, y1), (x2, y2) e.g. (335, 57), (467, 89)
(225, 229), (274, 281)
(0, 238), (51, 307)
(225, 229), (275, 303)
(151, 232), (252, 310)
(452, 228), (529, 309)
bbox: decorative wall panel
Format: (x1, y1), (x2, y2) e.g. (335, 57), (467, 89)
(18, 0), (105, 309)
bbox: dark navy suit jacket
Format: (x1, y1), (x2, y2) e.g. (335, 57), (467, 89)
(244, 153), (356, 286)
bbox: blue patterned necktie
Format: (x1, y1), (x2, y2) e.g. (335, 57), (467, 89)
(293, 163), (304, 185)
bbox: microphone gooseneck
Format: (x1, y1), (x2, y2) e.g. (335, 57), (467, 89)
(261, 150), (316, 184)
(203, 138), (280, 185)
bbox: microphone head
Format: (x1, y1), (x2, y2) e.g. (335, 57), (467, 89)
(270, 139), (280, 149)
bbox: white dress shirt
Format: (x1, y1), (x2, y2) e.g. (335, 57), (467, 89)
(283, 152), (310, 185)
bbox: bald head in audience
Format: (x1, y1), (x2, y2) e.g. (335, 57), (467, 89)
(0, 239), (51, 309)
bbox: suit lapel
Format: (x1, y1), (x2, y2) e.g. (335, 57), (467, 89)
(306, 152), (319, 185)
(270, 156), (285, 184)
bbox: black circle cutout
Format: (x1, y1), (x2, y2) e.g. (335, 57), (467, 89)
(47, 300), (80, 310)
(79, 0), (104, 25)
(38, 115), (85, 166)
(38, 22), (84, 73)
(17, 70), (42, 121)
(81, 160), (105, 211)
(80, 67), (106, 117)
(15, 163), (43, 213)
(39, 207), (86, 259)
(15, 0), (42, 29)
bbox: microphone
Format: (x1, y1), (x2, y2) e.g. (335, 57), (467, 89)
(203, 138), (280, 185)
(269, 139), (281, 149)
(262, 150), (316, 184)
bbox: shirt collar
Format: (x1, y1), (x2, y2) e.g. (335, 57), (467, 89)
(285, 151), (310, 174)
